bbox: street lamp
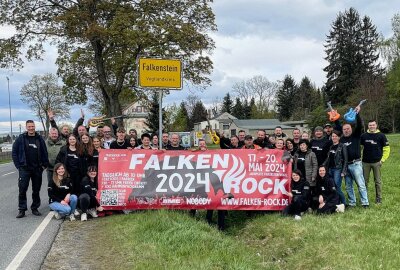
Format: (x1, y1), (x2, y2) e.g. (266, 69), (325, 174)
(6, 76), (13, 144)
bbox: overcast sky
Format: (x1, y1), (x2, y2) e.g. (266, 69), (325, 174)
(0, 0), (399, 134)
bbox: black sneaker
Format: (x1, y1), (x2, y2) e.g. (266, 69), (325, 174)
(32, 209), (42, 216)
(362, 205), (369, 209)
(16, 211), (25, 218)
(376, 198), (382, 204)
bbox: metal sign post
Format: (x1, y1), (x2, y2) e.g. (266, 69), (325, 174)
(158, 89), (163, 150)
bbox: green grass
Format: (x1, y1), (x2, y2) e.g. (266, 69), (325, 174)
(0, 158), (11, 164)
(88, 134), (400, 269)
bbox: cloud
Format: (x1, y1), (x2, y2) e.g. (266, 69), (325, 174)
(1, 1), (399, 118)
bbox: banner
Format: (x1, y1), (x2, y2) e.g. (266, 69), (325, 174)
(97, 149), (291, 211)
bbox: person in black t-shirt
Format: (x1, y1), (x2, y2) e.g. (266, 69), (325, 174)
(166, 133), (185, 150)
(310, 126), (332, 166)
(56, 134), (85, 196)
(110, 127), (130, 149)
(361, 120), (390, 204)
(282, 170), (310, 220)
(316, 166), (342, 214)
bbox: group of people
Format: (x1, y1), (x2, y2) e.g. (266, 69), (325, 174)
(11, 105), (389, 228)
(11, 109), (190, 221)
(216, 105), (390, 221)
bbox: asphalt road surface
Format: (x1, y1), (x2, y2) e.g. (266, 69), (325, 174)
(0, 162), (62, 270)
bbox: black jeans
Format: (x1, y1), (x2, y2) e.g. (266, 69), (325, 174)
(282, 196), (308, 216)
(78, 193), (98, 213)
(18, 167), (43, 211)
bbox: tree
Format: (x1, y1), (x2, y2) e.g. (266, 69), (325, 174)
(144, 92), (166, 133)
(185, 94), (201, 118)
(232, 98), (244, 119)
(20, 73), (70, 135)
(189, 101), (208, 129)
(221, 93), (233, 114)
(276, 75), (297, 121)
(170, 102), (190, 131)
(0, 1), (216, 126)
(292, 76), (321, 120)
(381, 14), (400, 68)
(232, 75), (278, 115)
(242, 99), (251, 119)
(324, 7), (382, 105)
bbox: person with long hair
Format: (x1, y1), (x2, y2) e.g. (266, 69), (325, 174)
(285, 138), (296, 157)
(48, 163), (78, 220)
(282, 170), (310, 220)
(129, 136), (137, 149)
(79, 166), (102, 221)
(316, 166), (343, 214)
(81, 133), (96, 167)
(92, 137), (103, 167)
(56, 134), (86, 196)
(323, 130), (348, 206)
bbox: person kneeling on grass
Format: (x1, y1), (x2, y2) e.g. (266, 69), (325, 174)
(316, 166), (344, 214)
(79, 166), (103, 221)
(282, 170), (311, 220)
(48, 163), (78, 221)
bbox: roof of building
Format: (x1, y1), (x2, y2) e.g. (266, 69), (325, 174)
(232, 119), (293, 130)
(210, 112), (237, 120)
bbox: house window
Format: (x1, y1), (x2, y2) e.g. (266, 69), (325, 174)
(223, 124), (229, 130)
(231, 129), (236, 136)
(136, 106), (142, 112)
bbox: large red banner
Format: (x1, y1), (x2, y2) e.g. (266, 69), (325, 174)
(97, 149), (292, 211)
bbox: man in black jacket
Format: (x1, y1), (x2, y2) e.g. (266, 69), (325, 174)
(12, 120), (49, 218)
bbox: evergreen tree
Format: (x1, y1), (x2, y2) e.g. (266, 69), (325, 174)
(189, 101), (208, 129)
(171, 102), (190, 131)
(145, 92), (167, 133)
(221, 93), (233, 114)
(292, 76), (320, 120)
(276, 75), (297, 121)
(324, 7), (382, 105)
(232, 98), (244, 119)
(249, 97), (257, 118)
(243, 99), (251, 119)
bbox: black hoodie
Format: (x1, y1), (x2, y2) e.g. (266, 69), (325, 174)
(316, 175), (339, 204)
(48, 177), (73, 203)
(291, 178), (311, 203)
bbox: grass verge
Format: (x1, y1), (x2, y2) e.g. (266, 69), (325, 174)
(47, 134), (400, 269)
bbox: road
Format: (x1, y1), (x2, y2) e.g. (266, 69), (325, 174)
(0, 162), (62, 270)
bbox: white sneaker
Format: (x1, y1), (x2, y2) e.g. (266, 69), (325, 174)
(81, 213), (87, 221)
(294, 215), (302, 220)
(87, 208), (98, 218)
(69, 214), (76, 221)
(54, 212), (62, 220)
(74, 209), (80, 216)
(336, 204), (345, 213)
(122, 210), (131, 215)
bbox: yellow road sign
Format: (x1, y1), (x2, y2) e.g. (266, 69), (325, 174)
(138, 58), (182, 89)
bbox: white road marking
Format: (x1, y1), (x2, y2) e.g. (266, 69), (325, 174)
(6, 212), (54, 270)
(2, 171), (15, 176)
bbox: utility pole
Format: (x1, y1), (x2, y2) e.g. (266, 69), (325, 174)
(6, 77), (13, 144)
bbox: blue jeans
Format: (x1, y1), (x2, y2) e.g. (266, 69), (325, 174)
(329, 168), (346, 205)
(49, 195), (78, 216)
(345, 161), (369, 206)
